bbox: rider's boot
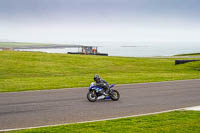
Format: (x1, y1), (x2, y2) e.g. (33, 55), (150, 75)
(104, 89), (109, 96)
(101, 91), (106, 96)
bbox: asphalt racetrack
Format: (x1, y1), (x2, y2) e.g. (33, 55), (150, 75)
(0, 79), (200, 130)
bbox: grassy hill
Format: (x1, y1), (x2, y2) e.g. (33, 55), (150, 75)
(0, 51), (200, 92)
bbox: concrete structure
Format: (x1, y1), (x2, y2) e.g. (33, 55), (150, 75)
(68, 46), (108, 56)
(2, 48), (14, 51)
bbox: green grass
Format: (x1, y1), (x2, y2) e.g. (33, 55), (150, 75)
(175, 53), (200, 56)
(7, 111), (200, 133)
(0, 51), (200, 92)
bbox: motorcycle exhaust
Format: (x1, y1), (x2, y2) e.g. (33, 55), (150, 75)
(97, 95), (105, 100)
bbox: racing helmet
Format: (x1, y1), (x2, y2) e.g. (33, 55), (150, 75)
(94, 74), (100, 82)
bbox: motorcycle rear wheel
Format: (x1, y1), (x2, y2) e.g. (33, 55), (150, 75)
(87, 90), (97, 102)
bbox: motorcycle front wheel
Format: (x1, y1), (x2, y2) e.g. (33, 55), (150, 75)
(87, 90), (97, 102)
(110, 90), (120, 101)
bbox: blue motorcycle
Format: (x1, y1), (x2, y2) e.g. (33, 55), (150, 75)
(87, 82), (120, 102)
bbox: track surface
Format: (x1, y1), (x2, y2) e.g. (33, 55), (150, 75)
(0, 79), (200, 130)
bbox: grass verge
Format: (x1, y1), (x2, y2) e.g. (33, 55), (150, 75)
(175, 53), (200, 56)
(6, 111), (200, 133)
(0, 51), (200, 92)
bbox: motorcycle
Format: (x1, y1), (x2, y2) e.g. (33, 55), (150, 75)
(87, 82), (120, 102)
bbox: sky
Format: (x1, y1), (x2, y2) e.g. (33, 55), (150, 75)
(0, 0), (200, 43)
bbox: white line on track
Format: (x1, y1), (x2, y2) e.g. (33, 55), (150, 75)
(184, 106), (200, 111)
(1, 105), (199, 132)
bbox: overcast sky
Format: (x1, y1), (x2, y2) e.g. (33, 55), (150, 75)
(0, 0), (200, 43)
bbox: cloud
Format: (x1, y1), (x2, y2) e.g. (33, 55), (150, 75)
(1, 0), (200, 20)
(0, 0), (200, 42)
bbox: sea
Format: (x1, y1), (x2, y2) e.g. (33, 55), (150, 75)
(15, 42), (200, 57)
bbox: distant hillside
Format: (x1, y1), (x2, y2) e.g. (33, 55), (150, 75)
(0, 42), (81, 49)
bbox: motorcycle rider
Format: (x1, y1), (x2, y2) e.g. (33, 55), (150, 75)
(94, 75), (110, 95)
